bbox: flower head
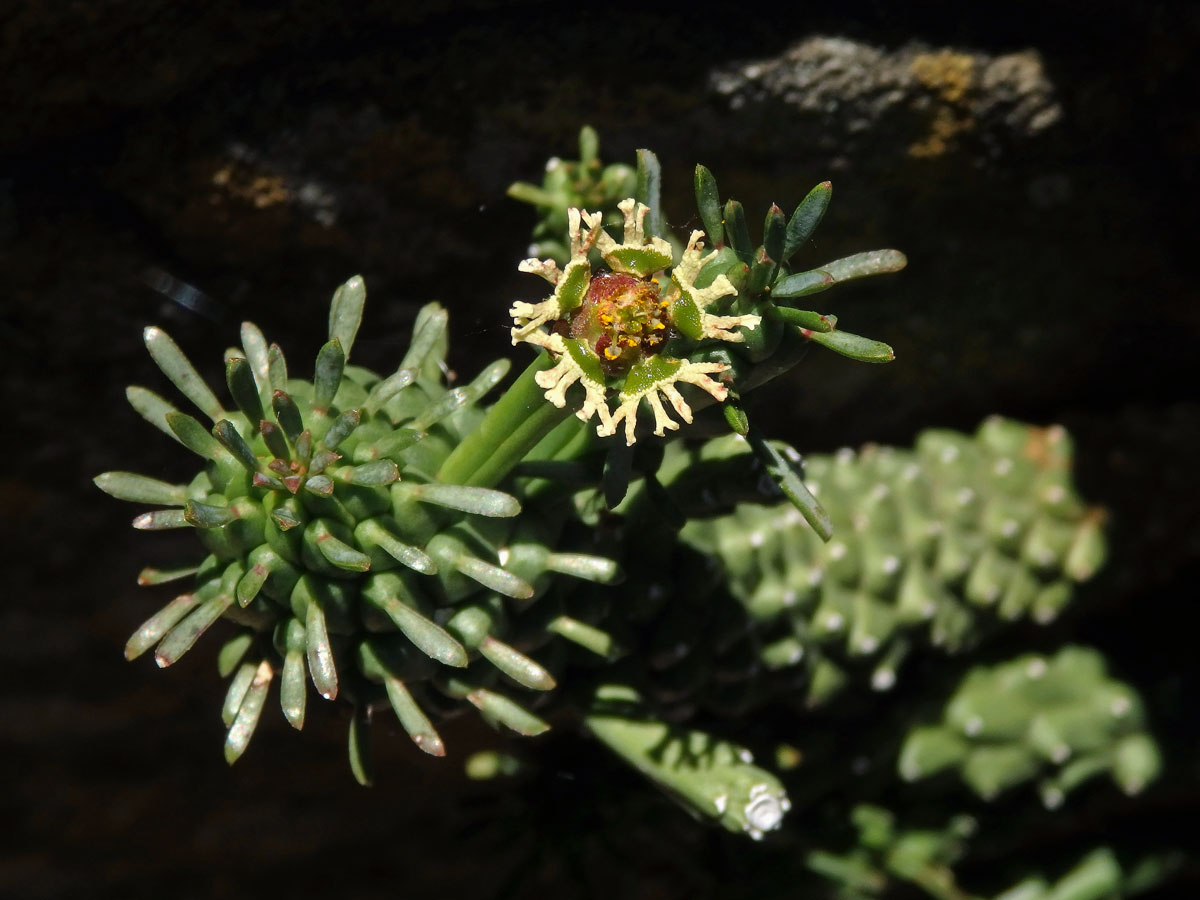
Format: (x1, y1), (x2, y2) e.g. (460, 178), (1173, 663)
(511, 199), (760, 445)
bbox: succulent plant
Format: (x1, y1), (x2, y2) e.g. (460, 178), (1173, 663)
(680, 418), (1109, 704)
(899, 646), (1160, 804)
(95, 278), (622, 779)
(100, 133), (1167, 879)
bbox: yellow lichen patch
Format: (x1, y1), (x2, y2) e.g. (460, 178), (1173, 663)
(909, 51), (976, 158)
(211, 164), (290, 209)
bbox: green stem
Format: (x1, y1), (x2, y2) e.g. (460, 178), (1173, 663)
(437, 354), (570, 488)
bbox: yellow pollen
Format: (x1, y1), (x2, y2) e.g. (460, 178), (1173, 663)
(623, 337), (637, 347)
(653, 321), (665, 330)
(604, 346), (621, 360)
(599, 314), (614, 325)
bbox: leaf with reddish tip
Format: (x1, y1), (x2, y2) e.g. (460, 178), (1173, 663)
(221, 661), (256, 726)
(772, 307), (837, 332)
(155, 589), (235, 667)
(280, 646), (307, 730)
(212, 420), (261, 475)
(267, 343), (288, 392)
(136, 565), (199, 587)
(723, 199), (753, 265)
(225, 357), (265, 428)
(304, 596), (338, 700)
(125, 593), (201, 659)
(383, 676), (444, 756)
(225, 660), (272, 764)
(763, 204), (786, 268)
(303, 475), (334, 497)
(258, 422), (288, 464)
(184, 500), (236, 528)
(270, 507), (301, 531)
(271, 390), (304, 443)
(132, 509), (190, 530)
(308, 449), (341, 475)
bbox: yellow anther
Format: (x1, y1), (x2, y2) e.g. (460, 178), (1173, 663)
(604, 346), (621, 360)
(653, 321), (665, 330)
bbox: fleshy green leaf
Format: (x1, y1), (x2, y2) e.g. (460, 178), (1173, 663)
(212, 420), (261, 475)
(126, 386), (184, 443)
(267, 343), (288, 392)
(167, 412), (225, 462)
(313, 339), (346, 414)
(819, 249), (907, 283)
(383, 676), (445, 756)
(143, 326), (225, 421)
(155, 590), (235, 667)
(132, 509), (190, 530)
(694, 164), (724, 247)
(271, 390), (304, 442)
(772, 307), (837, 332)
(125, 593), (202, 659)
(94, 472), (188, 506)
(724, 199), (753, 265)
(224, 659), (272, 764)
(772, 269), (835, 299)
(225, 356), (265, 428)
(807, 329), (895, 364)
(328, 276), (366, 360)
(635, 149), (664, 239)
(783, 181), (832, 262)
(348, 706), (373, 786)
(239, 321), (273, 411)
(747, 427), (833, 542)
(404, 483), (521, 517)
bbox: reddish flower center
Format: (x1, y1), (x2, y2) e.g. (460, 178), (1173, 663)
(569, 273), (671, 375)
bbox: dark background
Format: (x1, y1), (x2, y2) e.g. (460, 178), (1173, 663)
(4, 2), (1198, 897)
